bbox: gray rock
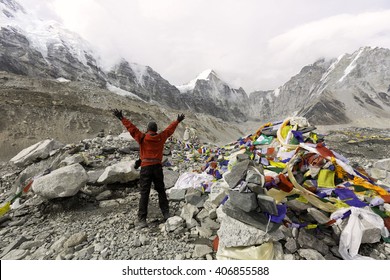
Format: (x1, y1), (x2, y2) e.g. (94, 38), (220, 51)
(208, 180), (229, 206)
(222, 202), (280, 232)
(19, 240), (45, 250)
(97, 160), (140, 184)
(95, 190), (113, 201)
(361, 219), (382, 243)
(192, 244), (213, 258)
(0, 236), (28, 258)
(50, 236), (67, 252)
(180, 204), (199, 226)
(2, 249), (29, 260)
(201, 217), (220, 231)
(284, 254), (295, 260)
(99, 200), (120, 208)
(28, 246), (51, 260)
(185, 190), (208, 207)
(297, 229), (329, 255)
(133, 238), (142, 247)
(76, 245), (95, 259)
(369, 168), (388, 180)
(324, 253), (340, 260)
(298, 249), (325, 260)
(236, 154), (250, 162)
(286, 199), (311, 212)
(224, 159), (251, 188)
(165, 216), (184, 232)
(218, 215), (271, 247)
(195, 226), (213, 238)
(247, 183), (265, 194)
(59, 154), (85, 167)
(229, 190), (258, 212)
(196, 208), (209, 221)
(168, 189), (187, 201)
(10, 139), (64, 167)
(374, 158), (390, 172)
(87, 169), (105, 185)
(32, 163), (88, 199)
(257, 194), (278, 215)
(186, 218), (200, 229)
(246, 166), (264, 186)
(163, 169), (180, 189)
(64, 232), (88, 248)
(285, 238), (298, 253)
(118, 147), (132, 154)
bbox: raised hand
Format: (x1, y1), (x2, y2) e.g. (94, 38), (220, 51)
(112, 109), (124, 120)
(177, 113), (185, 122)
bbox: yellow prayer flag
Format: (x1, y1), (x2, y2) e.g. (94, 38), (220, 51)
(0, 201), (11, 217)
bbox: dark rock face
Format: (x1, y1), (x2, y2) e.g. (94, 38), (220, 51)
(247, 47), (390, 126)
(0, 27), (47, 76)
(299, 91), (350, 125)
(107, 60), (188, 110)
(179, 70), (249, 121)
(0, 27), (106, 86)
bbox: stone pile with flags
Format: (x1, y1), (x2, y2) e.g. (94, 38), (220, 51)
(0, 117), (390, 260)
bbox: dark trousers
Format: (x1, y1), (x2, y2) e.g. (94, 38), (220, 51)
(138, 164), (169, 221)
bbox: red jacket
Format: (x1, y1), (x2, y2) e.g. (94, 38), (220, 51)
(121, 118), (179, 167)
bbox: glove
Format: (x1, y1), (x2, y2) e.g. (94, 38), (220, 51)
(177, 113), (185, 122)
(112, 109), (123, 120)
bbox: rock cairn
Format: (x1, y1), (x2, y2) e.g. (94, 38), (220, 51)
(1, 118), (390, 260)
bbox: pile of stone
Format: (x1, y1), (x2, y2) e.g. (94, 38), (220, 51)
(1, 118), (390, 260)
(162, 117), (390, 260)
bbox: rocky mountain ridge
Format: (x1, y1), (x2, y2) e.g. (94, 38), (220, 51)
(253, 47), (390, 126)
(2, 0), (390, 126)
(0, 71), (244, 162)
(0, 0), (250, 122)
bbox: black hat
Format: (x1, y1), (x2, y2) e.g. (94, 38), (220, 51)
(147, 121), (157, 132)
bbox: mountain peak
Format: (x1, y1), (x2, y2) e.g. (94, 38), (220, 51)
(176, 69), (219, 93)
(195, 69), (218, 80)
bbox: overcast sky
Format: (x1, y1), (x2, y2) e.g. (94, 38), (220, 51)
(18, 0), (390, 92)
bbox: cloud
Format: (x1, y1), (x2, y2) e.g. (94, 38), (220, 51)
(264, 10), (390, 89)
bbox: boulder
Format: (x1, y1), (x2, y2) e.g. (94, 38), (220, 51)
(10, 139), (64, 167)
(222, 201), (280, 232)
(374, 158), (390, 172)
(229, 190), (258, 212)
(218, 215), (272, 247)
(163, 169), (180, 189)
(32, 163), (88, 199)
(97, 161), (140, 184)
(224, 159), (251, 189)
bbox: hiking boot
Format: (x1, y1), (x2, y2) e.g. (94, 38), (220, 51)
(136, 220), (148, 229)
(163, 212), (171, 221)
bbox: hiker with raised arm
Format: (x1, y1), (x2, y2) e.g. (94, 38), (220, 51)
(112, 109), (185, 228)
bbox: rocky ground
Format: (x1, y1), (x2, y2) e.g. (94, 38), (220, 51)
(317, 126), (390, 168)
(0, 122), (390, 260)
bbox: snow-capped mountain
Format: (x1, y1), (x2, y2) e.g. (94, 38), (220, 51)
(300, 47), (390, 125)
(2, 0), (248, 119)
(250, 47), (390, 126)
(177, 69), (249, 121)
(106, 60), (188, 110)
(2, 0), (390, 126)
(0, 0), (106, 85)
(0, 0), (190, 111)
